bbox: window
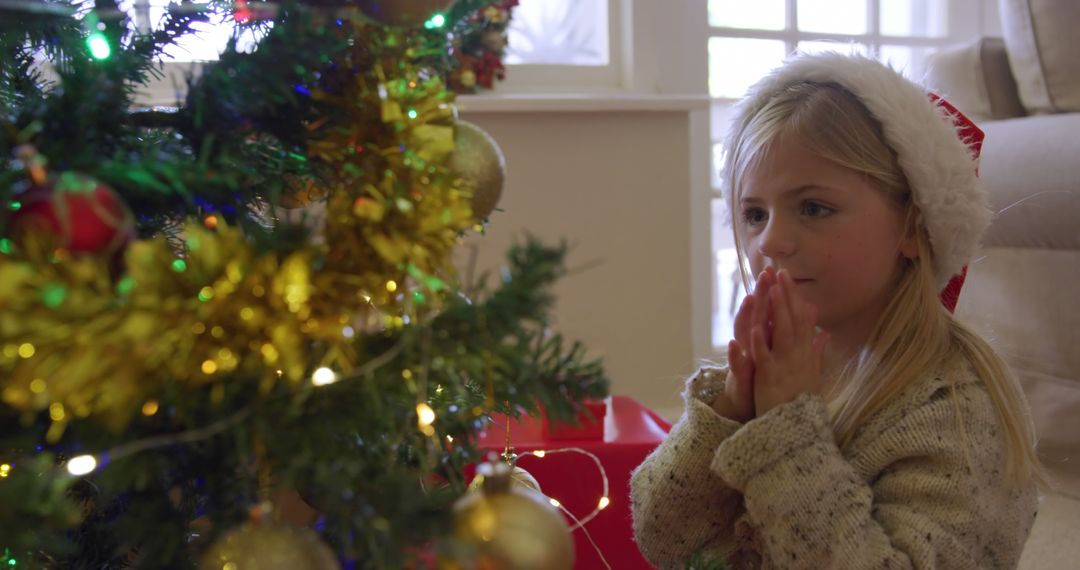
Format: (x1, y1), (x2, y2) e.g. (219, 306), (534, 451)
(137, 0), (266, 61)
(120, 0), (616, 103)
(506, 0), (609, 66)
(481, 0), (621, 93)
(706, 0), (989, 349)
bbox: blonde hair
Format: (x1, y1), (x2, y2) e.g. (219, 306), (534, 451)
(723, 81), (1041, 486)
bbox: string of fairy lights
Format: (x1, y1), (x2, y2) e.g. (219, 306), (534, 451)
(2, 347), (423, 478)
(1, 412), (620, 570)
(515, 447), (614, 569)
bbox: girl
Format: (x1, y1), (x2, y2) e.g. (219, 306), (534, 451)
(630, 52), (1041, 569)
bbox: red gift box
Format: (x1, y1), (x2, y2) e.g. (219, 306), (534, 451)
(542, 398), (608, 441)
(478, 396), (671, 570)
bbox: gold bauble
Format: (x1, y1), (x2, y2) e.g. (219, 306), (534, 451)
(444, 461), (573, 570)
(459, 69), (477, 89)
(468, 464), (543, 495)
(480, 30), (508, 52)
(451, 121), (506, 221)
(356, 0), (456, 28)
(199, 522), (340, 570)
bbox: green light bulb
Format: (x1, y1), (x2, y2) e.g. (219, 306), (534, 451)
(87, 33), (111, 60)
(425, 13), (446, 29)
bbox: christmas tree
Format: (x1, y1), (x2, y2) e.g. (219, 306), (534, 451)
(0, 0), (608, 567)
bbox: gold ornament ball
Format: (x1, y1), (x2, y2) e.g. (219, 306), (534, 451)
(199, 522), (340, 570)
(480, 30), (508, 52)
(468, 464), (543, 495)
(510, 465), (543, 495)
(445, 462), (573, 570)
(357, 0), (456, 28)
(459, 69), (477, 89)
(451, 121), (506, 221)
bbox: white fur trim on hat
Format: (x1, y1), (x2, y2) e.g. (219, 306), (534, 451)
(722, 52), (992, 290)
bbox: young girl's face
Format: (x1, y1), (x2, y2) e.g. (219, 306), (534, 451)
(737, 136), (915, 337)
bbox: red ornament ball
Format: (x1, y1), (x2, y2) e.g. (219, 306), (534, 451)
(10, 172), (135, 256)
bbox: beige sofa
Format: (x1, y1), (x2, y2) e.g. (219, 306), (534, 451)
(925, 1), (1080, 568)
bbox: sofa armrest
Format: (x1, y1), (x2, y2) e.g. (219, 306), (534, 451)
(979, 113), (1080, 250)
(925, 37), (1026, 123)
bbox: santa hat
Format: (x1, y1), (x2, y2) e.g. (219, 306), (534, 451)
(722, 52), (991, 313)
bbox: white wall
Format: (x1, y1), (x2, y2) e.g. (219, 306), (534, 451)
(445, 2), (717, 422)
(457, 100), (708, 420)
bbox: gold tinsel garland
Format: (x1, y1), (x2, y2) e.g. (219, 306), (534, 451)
(0, 18), (482, 440)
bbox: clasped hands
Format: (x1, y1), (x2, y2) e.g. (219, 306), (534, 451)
(711, 267), (830, 423)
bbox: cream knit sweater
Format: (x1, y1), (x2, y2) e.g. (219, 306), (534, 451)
(630, 355), (1038, 569)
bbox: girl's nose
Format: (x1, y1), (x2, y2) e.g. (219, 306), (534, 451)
(757, 217), (796, 260)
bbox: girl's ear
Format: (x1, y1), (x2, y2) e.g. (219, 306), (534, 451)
(898, 206), (921, 260)
(900, 234), (918, 260)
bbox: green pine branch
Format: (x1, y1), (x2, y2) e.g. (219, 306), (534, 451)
(0, 3), (612, 568)
(0, 238), (608, 568)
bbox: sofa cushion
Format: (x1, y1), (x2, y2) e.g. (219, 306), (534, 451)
(958, 248), (1080, 499)
(925, 38), (1026, 123)
(999, 0), (1080, 114)
(956, 113), (1080, 498)
(979, 38), (1028, 121)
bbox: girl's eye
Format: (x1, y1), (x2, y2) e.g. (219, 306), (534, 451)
(741, 208), (767, 226)
(802, 201), (834, 218)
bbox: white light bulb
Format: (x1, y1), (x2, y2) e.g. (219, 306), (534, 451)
(312, 367), (337, 386)
(416, 403), (436, 426)
(67, 455), (98, 476)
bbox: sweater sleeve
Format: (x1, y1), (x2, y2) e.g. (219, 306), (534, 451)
(712, 383), (1037, 569)
(630, 366), (745, 569)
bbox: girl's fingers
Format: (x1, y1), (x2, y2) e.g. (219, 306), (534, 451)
(732, 339), (754, 375)
(761, 266), (776, 288)
(781, 270), (815, 344)
(780, 270), (797, 313)
(733, 360), (754, 418)
(749, 324), (771, 371)
(730, 341), (756, 421)
(792, 273), (816, 343)
(750, 273), (769, 328)
(770, 278), (794, 351)
(752, 269), (775, 348)
(728, 339), (743, 378)
(808, 302), (823, 335)
(734, 294), (755, 347)
(728, 339), (753, 402)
